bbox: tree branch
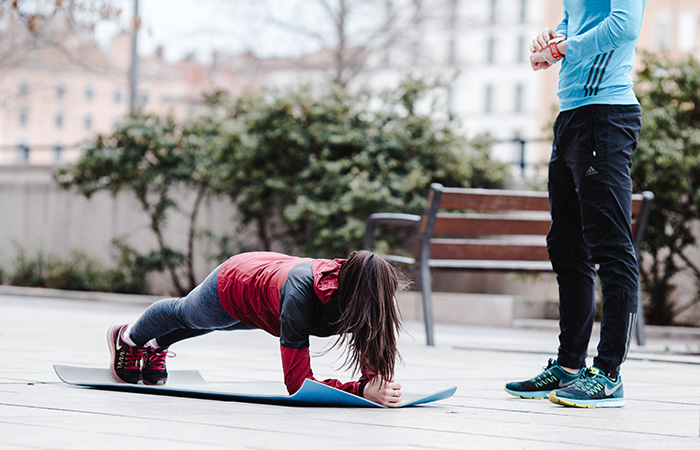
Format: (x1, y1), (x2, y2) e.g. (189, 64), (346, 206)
(678, 250), (700, 283)
(186, 186), (208, 290)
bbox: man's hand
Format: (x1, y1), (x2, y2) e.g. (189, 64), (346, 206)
(530, 51), (551, 71)
(363, 377), (402, 407)
(530, 27), (564, 53)
(529, 27), (565, 71)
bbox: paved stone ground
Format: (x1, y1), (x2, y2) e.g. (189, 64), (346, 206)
(1, 293), (699, 449)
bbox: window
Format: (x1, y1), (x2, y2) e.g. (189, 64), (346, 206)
(57, 83), (66, 100)
(55, 142), (64, 163)
(85, 114), (93, 131)
(517, 36), (527, 63)
(56, 111), (64, 129)
(520, 0), (528, 22)
(113, 116), (122, 130)
(115, 87), (122, 104)
(484, 84), (494, 114)
(514, 83), (524, 113)
(17, 140), (29, 164)
(381, 1), (394, 65)
(489, 0), (497, 23)
(678, 11), (697, 53)
(19, 80), (29, 96)
(19, 107), (28, 127)
(656, 13), (671, 50)
(141, 90), (149, 105)
(85, 84), (95, 101)
(486, 36), (496, 64)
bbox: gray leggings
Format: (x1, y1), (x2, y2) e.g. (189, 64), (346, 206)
(129, 264), (254, 347)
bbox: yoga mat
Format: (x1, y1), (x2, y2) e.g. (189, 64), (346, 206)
(54, 365), (456, 408)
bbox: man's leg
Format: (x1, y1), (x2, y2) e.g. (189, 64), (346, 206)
(503, 111), (595, 400)
(547, 108), (597, 372)
(578, 105), (642, 380)
(546, 105), (641, 408)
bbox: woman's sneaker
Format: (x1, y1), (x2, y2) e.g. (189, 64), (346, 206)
(548, 367), (625, 408)
(505, 358), (584, 399)
(142, 346), (172, 385)
(107, 324), (143, 384)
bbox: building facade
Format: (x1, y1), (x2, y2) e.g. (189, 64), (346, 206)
(0, 23), (259, 166)
(2, 1), (700, 175)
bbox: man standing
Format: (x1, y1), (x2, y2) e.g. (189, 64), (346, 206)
(505, 0), (646, 408)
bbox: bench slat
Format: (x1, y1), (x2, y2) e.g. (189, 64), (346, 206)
(427, 259), (553, 272)
(439, 188), (647, 216)
(432, 214), (639, 238)
(631, 194), (646, 216)
(432, 213), (552, 236)
(439, 188), (550, 212)
(430, 239), (549, 261)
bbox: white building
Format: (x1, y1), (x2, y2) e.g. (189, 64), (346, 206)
(348, 0), (550, 181)
(2, 0), (699, 177)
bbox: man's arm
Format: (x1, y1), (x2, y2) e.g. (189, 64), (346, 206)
(565, 0), (644, 62)
(555, 10), (569, 37)
(529, 10), (567, 71)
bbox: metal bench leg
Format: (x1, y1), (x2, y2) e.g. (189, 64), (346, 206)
(635, 284), (646, 346)
(419, 261), (435, 346)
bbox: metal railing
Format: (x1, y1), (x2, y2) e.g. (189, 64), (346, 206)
(0, 137), (554, 180)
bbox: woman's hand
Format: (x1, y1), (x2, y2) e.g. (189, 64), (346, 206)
(363, 377), (402, 407)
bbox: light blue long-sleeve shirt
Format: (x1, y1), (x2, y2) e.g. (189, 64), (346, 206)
(555, 0), (647, 111)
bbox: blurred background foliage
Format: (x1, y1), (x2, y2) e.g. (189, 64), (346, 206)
(5, 54), (700, 328)
(633, 53), (700, 325)
(51, 78), (509, 294)
(7, 246), (146, 294)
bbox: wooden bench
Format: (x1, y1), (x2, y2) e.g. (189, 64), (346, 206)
(364, 183), (655, 346)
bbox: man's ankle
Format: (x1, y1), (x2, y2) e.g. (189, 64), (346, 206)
(560, 365), (581, 375)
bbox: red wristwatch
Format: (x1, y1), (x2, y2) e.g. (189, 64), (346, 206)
(548, 36), (565, 60)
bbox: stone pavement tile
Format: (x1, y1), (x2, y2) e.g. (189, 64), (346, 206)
(2, 295), (700, 449)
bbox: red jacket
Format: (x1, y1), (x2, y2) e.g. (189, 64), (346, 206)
(217, 252), (373, 395)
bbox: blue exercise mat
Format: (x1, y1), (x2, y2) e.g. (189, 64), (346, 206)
(53, 365), (456, 408)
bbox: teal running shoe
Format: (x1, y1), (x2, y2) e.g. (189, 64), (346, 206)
(505, 358), (583, 399)
(548, 367), (625, 408)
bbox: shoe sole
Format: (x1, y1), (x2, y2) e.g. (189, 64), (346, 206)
(504, 387), (549, 400)
(547, 392), (625, 408)
(107, 325), (141, 385)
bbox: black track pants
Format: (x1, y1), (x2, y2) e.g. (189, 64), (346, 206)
(548, 104), (641, 379)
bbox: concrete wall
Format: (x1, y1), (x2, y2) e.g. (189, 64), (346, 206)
(0, 166), (563, 303)
(0, 166), (252, 294)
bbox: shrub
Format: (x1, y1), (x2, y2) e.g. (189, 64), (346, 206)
(6, 249), (148, 294)
(633, 53), (700, 325)
(216, 78), (510, 257)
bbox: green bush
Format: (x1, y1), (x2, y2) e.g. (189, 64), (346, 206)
(6, 249), (148, 294)
(215, 78), (510, 257)
(633, 53), (700, 325)
(54, 111), (228, 296)
(54, 77), (511, 293)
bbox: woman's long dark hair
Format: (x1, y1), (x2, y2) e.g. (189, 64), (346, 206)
(333, 250), (405, 381)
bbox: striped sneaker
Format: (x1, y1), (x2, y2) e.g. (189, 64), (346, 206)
(548, 367), (625, 408)
(142, 346), (173, 385)
(505, 358), (584, 399)
(107, 324), (143, 384)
